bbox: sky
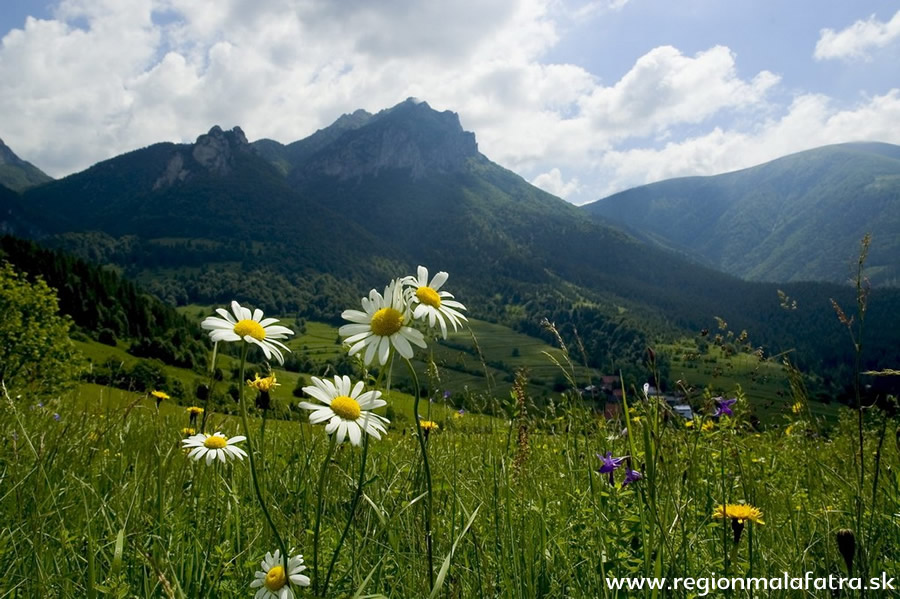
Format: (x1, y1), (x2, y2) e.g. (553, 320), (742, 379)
(1, 0), (899, 204)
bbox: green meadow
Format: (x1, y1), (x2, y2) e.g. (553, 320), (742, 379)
(2, 266), (899, 598)
(3, 375), (898, 598)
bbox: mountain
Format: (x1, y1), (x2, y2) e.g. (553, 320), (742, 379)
(582, 143), (900, 286)
(0, 138), (52, 191)
(14, 100), (900, 392)
(254, 109), (373, 175)
(0, 182), (45, 238)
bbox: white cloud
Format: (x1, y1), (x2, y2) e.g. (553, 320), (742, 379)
(532, 168), (580, 198)
(571, 0), (631, 19)
(590, 89), (900, 200)
(577, 45), (779, 139)
(0, 0), (895, 210)
(814, 10), (900, 60)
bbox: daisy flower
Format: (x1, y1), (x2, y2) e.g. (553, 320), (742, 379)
(402, 266), (467, 338)
(250, 549), (310, 599)
(298, 375), (389, 445)
(339, 280), (426, 365)
(201, 301), (294, 365)
(182, 431), (247, 465)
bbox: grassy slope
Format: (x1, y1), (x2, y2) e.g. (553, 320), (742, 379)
(80, 304), (841, 426)
(6, 375), (894, 597)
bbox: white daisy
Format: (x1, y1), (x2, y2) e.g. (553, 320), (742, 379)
(181, 432), (247, 465)
(201, 301), (294, 365)
(402, 265), (467, 339)
(250, 550), (310, 599)
(339, 280), (426, 365)
(299, 375), (389, 446)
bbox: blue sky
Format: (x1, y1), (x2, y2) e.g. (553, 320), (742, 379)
(1, 0), (898, 203)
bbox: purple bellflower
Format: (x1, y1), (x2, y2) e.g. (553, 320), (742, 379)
(597, 451), (626, 485)
(622, 468), (643, 487)
(713, 397), (737, 418)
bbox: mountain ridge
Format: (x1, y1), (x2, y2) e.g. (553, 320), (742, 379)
(0, 137), (53, 192)
(8, 100), (900, 393)
(582, 142), (900, 286)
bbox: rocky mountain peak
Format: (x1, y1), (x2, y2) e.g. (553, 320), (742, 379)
(192, 126), (250, 174)
(290, 99), (479, 182)
(154, 126), (252, 189)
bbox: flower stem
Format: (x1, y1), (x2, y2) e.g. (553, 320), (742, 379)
(406, 358), (435, 590)
(322, 433), (369, 596)
(236, 344), (288, 572)
(312, 435), (337, 596)
(200, 341), (219, 434)
(155, 403), (163, 562)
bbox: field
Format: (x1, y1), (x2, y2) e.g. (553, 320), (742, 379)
(3, 334), (900, 597)
(3, 286), (898, 598)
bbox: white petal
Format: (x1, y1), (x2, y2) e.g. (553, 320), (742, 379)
(429, 271), (449, 290)
(309, 407), (336, 424)
(340, 324), (371, 337)
(348, 422), (362, 446)
(391, 333), (413, 359)
(378, 335), (391, 364)
(325, 415), (341, 434)
(364, 338), (379, 365)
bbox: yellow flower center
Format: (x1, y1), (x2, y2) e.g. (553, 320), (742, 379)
(416, 286), (442, 308)
(264, 565), (287, 591)
(233, 319), (266, 341)
(370, 307), (403, 337)
(331, 395), (361, 420)
(203, 435), (227, 449)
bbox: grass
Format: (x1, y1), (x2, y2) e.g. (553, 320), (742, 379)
(2, 371), (897, 598)
(8, 297), (889, 597)
(660, 340), (844, 424)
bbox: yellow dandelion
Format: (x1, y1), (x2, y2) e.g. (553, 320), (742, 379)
(247, 372), (280, 393)
(151, 390), (170, 401)
(791, 401), (803, 414)
(713, 504), (765, 525)
(186, 406), (204, 416)
(685, 420), (695, 428)
(702, 420), (715, 432)
(419, 420), (439, 432)
(182, 427), (196, 436)
(785, 424), (794, 436)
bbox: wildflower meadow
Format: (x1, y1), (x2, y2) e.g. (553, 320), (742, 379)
(2, 261), (899, 598)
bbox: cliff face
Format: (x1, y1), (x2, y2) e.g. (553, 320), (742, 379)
(154, 126), (251, 189)
(289, 99), (479, 182)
